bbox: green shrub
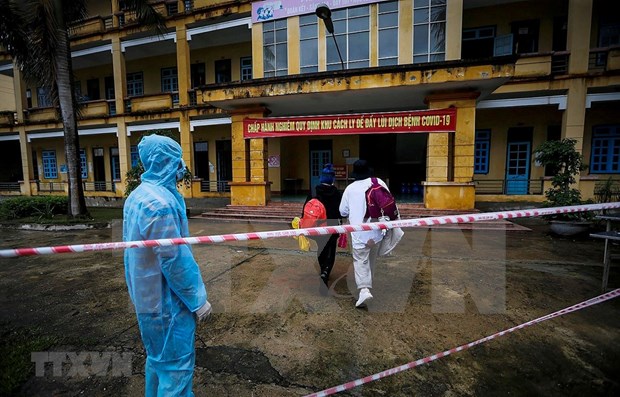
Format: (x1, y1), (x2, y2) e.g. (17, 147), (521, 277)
(124, 130), (193, 197)
(0, 196), (68, 220)
(533, 138), (593, 221)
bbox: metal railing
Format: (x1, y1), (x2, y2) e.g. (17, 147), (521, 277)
(103, 15), (114, 30)
(0, 182), (20, 191)
(594, 179), (620, 203)
(200, 180), (230, 193)
(107, 100), (116, 116)
(188, 90), (197, 106)
(474, 179), (544, 195)
(589, 48), (608, 72)
(36, 181), (65, 192)
(83, 181), (115, 192)
(166, 2), (179, 16)
(551, 51), (569, 75)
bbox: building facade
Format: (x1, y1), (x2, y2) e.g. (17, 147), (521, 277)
(0, 0), (618, 209)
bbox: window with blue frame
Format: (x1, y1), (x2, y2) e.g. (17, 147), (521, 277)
(130, 145), (140, 167)
(474, 130), (491, 174)
(590, 125), (620, 173)
(126, 72), (144, 97)
(42, 150), (58, 179)
(80, 149), (87, 179)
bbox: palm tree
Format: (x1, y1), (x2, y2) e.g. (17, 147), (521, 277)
(0, 0), (165, 217)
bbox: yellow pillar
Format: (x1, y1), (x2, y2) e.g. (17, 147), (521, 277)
(111, 37), (127, 115)
(112, 0), (120, 28)
(288, 17), (300, 75)
(445, 0), (463, 61)
(17, 126), (32, 195)
(252, 24), (264, 78)
(398, 0), (413, 64)
(318, 17), (327, 71)
(370, 4), (378, 67)
(424, 93), (478, 210)
(116, 119), (129, 195)
(229, 108), (271, 206)
(12, 64), (27, 123)
(561, 79), (587, 186)
(176, 23), (191, 106)
(561, 80), (586, 151)
(567, 0), (592, 74)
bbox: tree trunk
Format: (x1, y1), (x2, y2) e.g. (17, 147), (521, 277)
(54, 6), (88, 217)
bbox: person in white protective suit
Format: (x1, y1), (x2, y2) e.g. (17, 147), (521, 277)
(123, 134), (211, 396)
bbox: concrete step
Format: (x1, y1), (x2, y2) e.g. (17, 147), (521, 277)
(200, 204), (471, 221)
(195, 202), (532, 230)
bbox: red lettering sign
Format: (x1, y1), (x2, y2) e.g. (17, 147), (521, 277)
(243, 109), (456, 138)
(333, 165), (347, 179)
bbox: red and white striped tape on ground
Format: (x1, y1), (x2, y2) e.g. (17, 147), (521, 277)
(304, 288), (620, 397)
(1, 202), (619, 258)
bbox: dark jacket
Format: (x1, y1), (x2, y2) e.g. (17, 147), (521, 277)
(304, 184), (342, 226)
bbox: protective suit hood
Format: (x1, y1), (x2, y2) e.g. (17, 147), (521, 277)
(138, 134), (183, 189)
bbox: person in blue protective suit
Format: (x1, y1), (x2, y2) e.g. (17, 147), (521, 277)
(123, 134), (211, 397)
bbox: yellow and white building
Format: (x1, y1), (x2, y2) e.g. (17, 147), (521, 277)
(0, 0), (618, 209)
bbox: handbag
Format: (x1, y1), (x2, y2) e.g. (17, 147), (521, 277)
(337, 233), (348, 248)
(378, 227), (404, 256)
(291, 217), (310, 251)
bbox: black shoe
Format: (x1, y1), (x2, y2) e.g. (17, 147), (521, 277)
(320, 271), (329, 285)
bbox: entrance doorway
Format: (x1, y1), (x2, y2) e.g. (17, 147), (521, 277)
(360, 134), (427, 201)
(505, 127), (533, 195)
(0, 141), (23, 182)
(505, 142), (531, 194)
(193, 141), (209, 180)
(216, 140), (232, 192)
(309, 140), (332, 196)
(92, 147), (106, 191)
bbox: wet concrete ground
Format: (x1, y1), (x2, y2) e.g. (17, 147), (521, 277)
(0, 217), (619, 396)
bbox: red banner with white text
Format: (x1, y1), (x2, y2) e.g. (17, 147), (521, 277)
(243, 108), (457, 138)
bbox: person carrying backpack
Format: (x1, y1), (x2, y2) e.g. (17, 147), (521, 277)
(339, 159), (390, 308)
(302, 164), (342, 289)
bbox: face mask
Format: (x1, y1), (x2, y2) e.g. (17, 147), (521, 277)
(176, 159), (187, 182)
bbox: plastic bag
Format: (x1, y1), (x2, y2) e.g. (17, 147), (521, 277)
(337, 233), (348, 248)
(378, 227), (404, 256)
(291, 217), (310, 251)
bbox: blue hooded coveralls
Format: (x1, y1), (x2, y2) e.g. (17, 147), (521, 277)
(123, 135), (208, 396)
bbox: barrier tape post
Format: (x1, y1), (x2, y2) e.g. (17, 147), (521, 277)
(304, 288), (620, 397)
(1, 202), (619, 258)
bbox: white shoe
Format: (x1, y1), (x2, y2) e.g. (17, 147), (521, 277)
(355, 288), (373, 308)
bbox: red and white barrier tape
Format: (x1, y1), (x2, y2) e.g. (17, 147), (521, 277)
(0, 202), (619, 258)
(304, 288), (620, 397)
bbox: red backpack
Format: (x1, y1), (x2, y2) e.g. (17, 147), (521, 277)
(365, 177), (399, 220)
(300, 198), (327, 228)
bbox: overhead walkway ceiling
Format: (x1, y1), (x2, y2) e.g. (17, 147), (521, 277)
(202, 59), (515, 116)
